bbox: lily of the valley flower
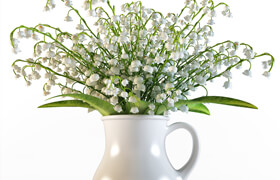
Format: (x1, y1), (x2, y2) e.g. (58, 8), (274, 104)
(10, 0), (274, 115)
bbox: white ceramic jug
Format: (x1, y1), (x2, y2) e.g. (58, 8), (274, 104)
(93, 115), (199, 180)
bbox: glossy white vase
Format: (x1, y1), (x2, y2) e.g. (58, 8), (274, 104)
(93, 115), (199, 180)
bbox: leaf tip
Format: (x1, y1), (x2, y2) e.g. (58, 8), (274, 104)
(247, 102), (258, 109)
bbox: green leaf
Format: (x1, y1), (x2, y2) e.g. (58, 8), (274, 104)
(156, 101), (210, 115)
(186, 103), (210, 115)
(189, 96), (258, 109)
(134, 99), (150, 114)
(47, 94), (116, 116)
(38, 100), (94, 109)
(138, 100), (150, 114)
(155, 102), (169, 115)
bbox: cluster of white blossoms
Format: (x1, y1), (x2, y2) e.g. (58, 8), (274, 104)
(11, 0), (274, 115)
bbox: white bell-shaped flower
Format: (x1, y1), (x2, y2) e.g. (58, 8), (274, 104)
(223, 71), (232, 79)
(148, 104), (155, 110)
(155, 94), (163, 103)
(121, 53), (129, 59)
(114, 105), (123, 113)
(242, 70), (252, 77)
(170, 52), (180, 60)
(143, 65), (154, 74)
(179, 105), (189, 113)
(46, 50), (55, 58)
(223, 80), (231, 89)
(148, 110), (154, 115)
(167, 98), (175, 107)
(206, 52), (214, 61)
(130, 107), (139, 114)
(219, 45), (225, 53)
(168, 66), (178, 74)
(121, 79), (129, 87)
(88, 9), (97, 17)
(165, 42), (174, 51)
(131, 60), (142, 68)
(159, 31), (168, 41)
(263, 71), (270, 78)
(110, 67), (120, 75)
(89, 74), (100, 82)
(155, 55), (164, 64)
(165, 83), (174, 90)
(120, 91), (128, 98)
(244, 49), (254, 59)
(63, 57), (76, 68)
(128, 96), (137, 103)
(110, 96), (119, 105)
(133, 76), (144, 84)
(112, 15), (120, 22)
(64, 15), (73, 22)
(136, 84), (146, 92)
(86, 78), (97, 86)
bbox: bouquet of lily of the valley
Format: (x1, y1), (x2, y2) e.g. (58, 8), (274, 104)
(10, 0), (274, 116)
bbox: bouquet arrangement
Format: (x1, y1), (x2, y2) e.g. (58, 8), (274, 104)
(11, 0), (274, 116)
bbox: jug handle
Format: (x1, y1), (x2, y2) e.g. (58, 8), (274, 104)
(166, 122), (199, 179)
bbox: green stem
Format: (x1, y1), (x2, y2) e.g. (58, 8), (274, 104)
(107, 0), (115, 15)
(254, 53), (275, 72)
(70, 6), (98, 39)
(177, 6), (187, 17)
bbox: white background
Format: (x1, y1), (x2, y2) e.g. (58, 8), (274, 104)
(1, 0), (280, 179)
